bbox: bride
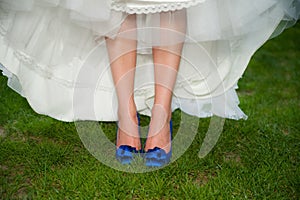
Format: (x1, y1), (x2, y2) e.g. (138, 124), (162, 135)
(0, 0), (299, 167)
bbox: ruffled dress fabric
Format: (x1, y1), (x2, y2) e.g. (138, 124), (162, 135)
(0, 0), (299, 122)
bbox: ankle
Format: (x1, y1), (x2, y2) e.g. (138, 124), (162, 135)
(151, 104), (172, 123)
(117, 102), (137, 121)
(117, 106), (139, 138)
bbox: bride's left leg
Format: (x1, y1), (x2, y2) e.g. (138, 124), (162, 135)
(145, 9), (187, 153)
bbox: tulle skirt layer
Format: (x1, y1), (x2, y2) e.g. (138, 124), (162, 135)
(0, 0), (299, 121)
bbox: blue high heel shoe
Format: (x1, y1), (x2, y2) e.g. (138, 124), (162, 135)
(145, 120), (173, 167)
(116, 113), (142, 164)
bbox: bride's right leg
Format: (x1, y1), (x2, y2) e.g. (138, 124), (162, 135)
(105, 14), (140, 150)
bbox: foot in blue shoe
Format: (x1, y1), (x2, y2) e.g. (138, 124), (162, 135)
(116, 112), (142, 164)
(145, 120), (173, 167)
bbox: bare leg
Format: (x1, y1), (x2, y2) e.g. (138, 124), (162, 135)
(106, 15), (140, 150)
(145, 10), (187, 153)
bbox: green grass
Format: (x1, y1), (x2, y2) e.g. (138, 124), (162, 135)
(0, 23), (299, 199)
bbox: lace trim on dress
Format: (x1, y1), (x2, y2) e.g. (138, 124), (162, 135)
(111, 0), (206, 14)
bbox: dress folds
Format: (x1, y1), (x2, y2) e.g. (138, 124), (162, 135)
(0, 0), (299, 121)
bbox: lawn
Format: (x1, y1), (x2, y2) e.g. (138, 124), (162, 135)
(0, 23), (299, 199)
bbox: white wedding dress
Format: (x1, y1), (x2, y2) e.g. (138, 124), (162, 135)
(0, 0), (299, 121)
